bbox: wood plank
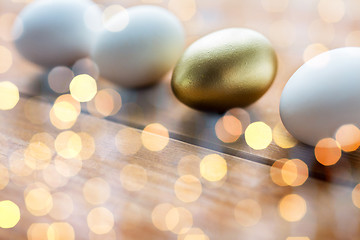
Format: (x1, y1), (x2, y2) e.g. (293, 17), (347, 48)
(0, 97), (359, 240)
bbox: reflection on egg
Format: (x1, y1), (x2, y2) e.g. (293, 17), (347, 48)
(280, 47), (360, 146)
(171, 28), (277, 112)
(92, 5), (185, 88)
(13, 0), (101, 68)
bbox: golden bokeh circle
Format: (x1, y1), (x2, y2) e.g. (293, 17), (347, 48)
(200, 154), (227, 182)
(0, 200), (20, 228)
(278, 194), (307, 222)
(0, 81), (19, 110)
(245, 122), (272, 150)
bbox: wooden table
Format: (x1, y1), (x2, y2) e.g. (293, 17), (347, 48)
(1, 0), (360, 239)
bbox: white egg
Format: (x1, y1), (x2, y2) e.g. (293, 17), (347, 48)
(13, 0), (101, 68)
(280, 47), (360, 146)
(92, 5), (185, 88)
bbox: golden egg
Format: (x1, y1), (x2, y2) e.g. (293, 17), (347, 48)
(171, 28), (277, 112)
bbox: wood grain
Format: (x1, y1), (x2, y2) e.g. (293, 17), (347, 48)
(0, 97), (359, 240)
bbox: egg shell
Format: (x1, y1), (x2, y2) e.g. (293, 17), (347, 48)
(280, 47), (360, 146)
(171, 28), (277, 112)
(91, 5), (185, 88)
(13, 0), (101, 68)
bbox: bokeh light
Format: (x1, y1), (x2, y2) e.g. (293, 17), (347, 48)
(305, 48), (331, 69)
(271, 158), (309, 187)
(270, 158), (288, 186)
(0, 46), (12, 74)
(174, 175), (202, 203)
(352, 184), (360, 209)
(226, 108), (250, 131)
(49, 192), (74, 220)
(53, 101), (79, 124)
(318, 0), (345, 23)
(273, 122), (297, 149)
(24, 141), (52, 170)
(245, 122), (272, 150)
(177, 155), (201, 178)
(335, 124), (360, 152)
(141, 123), (169, 152)
(25, 187), (53, 216)
(88, 88), (122, 117)
(308, 19), (334, 45)
(215, 115), (242, 143)
(27, 223), (49, 240)
(115, 128), (142, 155)
(50, 94), (81, 130)
(76, 132), (95, 160)
(55, 131), (82, 159)
(286, 238), (310, 240)
(72, 58), (99, 79)
(303, 43), (328, 63)
(9, 149), (33, 177)
(84, 4), (103, 32)
(42, 164), (69, 189)
(165, 207), (193, 234)
(278, 194), (307, 222)
(177, 228), (210, 240)
(351, 182), (360, 210)
(261, 0), (288, 12)
(30, 132), (55, 149)
(87, 207), (114, 235)
(268, 20), (296, 48)
(26, 134), (53, 168)
(83, 177), (111, 205)
(234, 199), (262, 227)
(89, 229), (116, 240)
(0, 13), (22, 41)
(0, 81), (19, 110)
(0, 163), (9, 190)
(346, 31), (360, 47)
(69, 74), (97, 102)
(281, 159), (308, 187)
(152, 203), (174, 231)
(120, 164), (147, 191)
(168, 0), (197, 21)
(314, 138), (342, 166)
(95, 89), (121, 116)
(200, 154), (227, 182)
(103, 5), (129, 32)
(0, 200), (20, 228)
(142, 0), (163, 3)
(48, 66), (74, 94)
(54, 155), (82, 178)
(47, 222), (75, 240)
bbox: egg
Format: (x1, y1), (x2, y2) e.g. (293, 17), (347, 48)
(171, 28), (277, 112)
(92, 5), (185, 88)
(280, 47), (360, 146)
(13, 0), (101, 68)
